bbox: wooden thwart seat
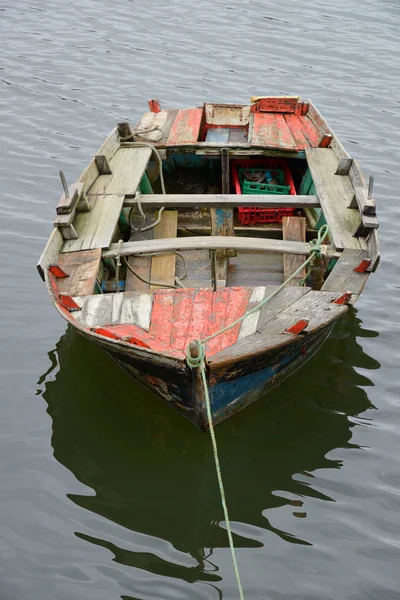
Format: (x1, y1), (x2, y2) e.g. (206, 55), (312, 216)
(103, 236), (340, 260)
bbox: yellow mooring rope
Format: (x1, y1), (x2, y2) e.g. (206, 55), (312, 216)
(186, 225), (330, 598)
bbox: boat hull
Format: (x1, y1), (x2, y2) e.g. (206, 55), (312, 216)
(95, 324), (333, 430)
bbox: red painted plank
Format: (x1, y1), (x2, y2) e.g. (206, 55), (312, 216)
(283, 114), (311, 150)
(207, 289), (231, 356)
(298, 116), (321, 147)
(216, 287), (251, 352)
(166, 108), (203, 145)
(186, 289), (214, 348)
(251, 113), (297, 150)
(94, 323), (185, 357)
(252, 97), (299, 114)
(149, 290), (175, 344)
(170, 289), (196, 351)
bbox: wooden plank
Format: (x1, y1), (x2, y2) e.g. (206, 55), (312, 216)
(37, 228), (64, 280)
(149, 290), (175, 344)
(206, 289), (230, 355)
(166, 108), (203, 145)
(150, 210), (178, 290)
(258, 287), (310, 329)
(125, 229), (154, 291)
(56, 182), (83, 215)
(211, 147), (234, 285)
(348, 159), (377, 217)
(204, 104), (250, 126)
(335, 157), (353, 175)
(283, 114), (310, 149)
(77, 127), (120, 191)
(57, 249), (102, 297)
(73, 294), (113, 328)
(321, 249), (370, 301)
(262, 290), (347, 336)
(62, 194), (125, 252)
(87, 147), (152, 196)
(237, 286), (266, 340)
(186, 288), (213, 343)
(133, 109), (179, 145)
(124, 194), (320, 208)
(298, 116), (321, 147)
(251, 113), (297, 150)
(206, 128), (230, 143)
(251, 97), (299, 114)
(170, 289), (196, 351)
(217, 287), (252, 350)
(305, 148), (365, 251)
(282, 216), (307, 285)
(119, 291), (153, 329)
(103, 236), (340, 260)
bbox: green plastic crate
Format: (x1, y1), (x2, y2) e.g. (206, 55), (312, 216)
(239, 168), (290, 195)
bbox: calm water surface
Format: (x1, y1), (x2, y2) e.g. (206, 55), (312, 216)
(1, 0), (400, 598)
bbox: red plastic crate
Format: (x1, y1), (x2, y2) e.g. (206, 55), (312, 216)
(238, 206), (295, 225)
(232, 158), (297, 224)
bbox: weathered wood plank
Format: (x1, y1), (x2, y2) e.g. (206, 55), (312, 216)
(335, 157), (353, 176)
(124, 194), (320, 208)
(87, 147), (152, 196)
(62, 194), (125, 252)
(77, 127), (120, 191)
(348, 159), (377, 217)
(185, 288), (213, 343)
(57, 249), (102, 297)
(37, 228), (64, 280)
(204, 104), (251, 126)
(166, 108), (203, 145)
(262, 290), (347, 336)
(321, 248), (370, 302)
(237, 286), (266, 340)
(150, 210), (178, 290)
(73, 294), (113, 328)
(305, 148), (365, 251)
(206, 289), (230, 355)
(149, 290), (175, 344)
(103, 236), (340, 260)
(217, 287), (251, 350)
(283, 114), (310, 149)
(251, 97), (299, 114)
(258, 287), (310, 329)
(298, 116), (321, 147)
(282, 216), (307, 286)
(125, 228), (154, 291)
(133, 109), (179, 145)
(211, 147), (234, 285)
(170, 289), (196, 351)
(56, 182), (84, 215)
(119, 291), (153, 330)
(251, 113), (297, 150)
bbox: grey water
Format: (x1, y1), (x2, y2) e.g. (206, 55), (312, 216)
(0, 0), (399, 598)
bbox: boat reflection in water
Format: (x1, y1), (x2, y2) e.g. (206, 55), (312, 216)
(39, 309), (379, 591)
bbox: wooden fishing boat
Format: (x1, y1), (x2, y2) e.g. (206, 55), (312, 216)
(38, 96), (380, 430)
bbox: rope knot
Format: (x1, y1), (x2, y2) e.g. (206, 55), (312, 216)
(186, 340), (205, 369)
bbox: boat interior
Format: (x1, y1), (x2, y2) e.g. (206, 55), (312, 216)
(40, 97), (379, 360)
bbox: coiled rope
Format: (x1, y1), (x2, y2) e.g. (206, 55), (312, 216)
(186, 224), (330, 599)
